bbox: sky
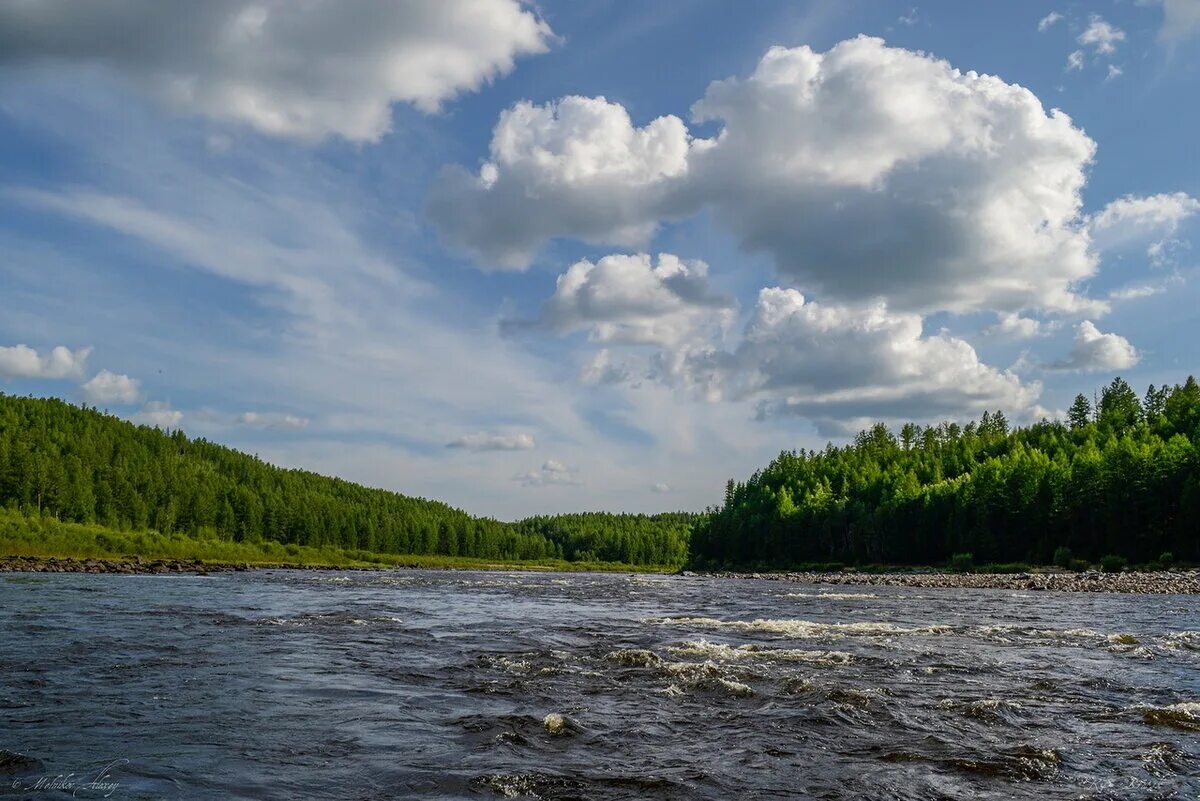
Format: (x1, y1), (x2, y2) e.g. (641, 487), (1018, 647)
(1, 0), (1199, 520)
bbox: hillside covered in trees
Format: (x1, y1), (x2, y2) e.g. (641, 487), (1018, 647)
(0, 393), (693, 566)
(691, 376), (1200, 569)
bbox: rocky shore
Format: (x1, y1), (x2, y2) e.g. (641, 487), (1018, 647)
(705, 569), (1200, 594)
(0, 555), (360, 575)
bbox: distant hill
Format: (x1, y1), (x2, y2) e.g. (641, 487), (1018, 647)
(0, 393), (693, 566)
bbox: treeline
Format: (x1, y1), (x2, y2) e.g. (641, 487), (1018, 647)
(0, 394), (689, 566)
(515, 512), (695, 566)
(691, 376), (1200, 569)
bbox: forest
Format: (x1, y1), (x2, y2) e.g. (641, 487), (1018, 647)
(0, 393), (694, 567)
(3, 375), (1199, 572)
(691, 376), (1200, 569)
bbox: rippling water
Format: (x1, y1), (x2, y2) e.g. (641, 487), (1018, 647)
(2, 570), (1199, 799)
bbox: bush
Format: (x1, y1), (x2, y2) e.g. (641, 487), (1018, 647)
(950, 552), (974, 573)
(1052, 546), (1073, 569)
(1069, 559), (1090, 573)
(1159, 552), (1176, 568)
(1099, 554), (1128, 573)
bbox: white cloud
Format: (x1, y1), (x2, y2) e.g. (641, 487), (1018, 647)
(447, 432), (536, 451)
(983, 313), (1052, 340)
(1108, 282), (1167, 301)
(513, 253), (736, 348)
(651, 482), (672, 494)
(0, 0), (551, 141)
(434, 37), (1103, 316)
(698, 289), (1041, 432)
(1066, 49), (1085, 71)
(0, 344), (90, 380)
(581, 349), (633, 386)
(1039, 12), (1064, 31)
(565, 285), (1040, 431)
(1106, 64), (1124, 81)
(81, 370), (141, 404)
(1047, 321), (1140, 372)
(133, 400), (183, 428)
(428, 96), (698, 268)
(1089, 192), (1200, 250)
(1078, 15), (1126, 55)
(237, 411), (310, 430)
(514, 459), (582, 487)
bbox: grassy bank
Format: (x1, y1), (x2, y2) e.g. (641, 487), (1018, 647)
(0, 510), (669, 573)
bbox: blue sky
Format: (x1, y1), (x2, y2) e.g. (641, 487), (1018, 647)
(1, 0), (1198, 519)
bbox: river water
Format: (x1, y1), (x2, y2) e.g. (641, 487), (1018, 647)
(2, 570), (1198, 800)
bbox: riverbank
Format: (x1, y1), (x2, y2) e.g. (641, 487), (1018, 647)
(0, 552), (666, 575)
(705, 569), (1200, 594)
(0, 510), (671, 575)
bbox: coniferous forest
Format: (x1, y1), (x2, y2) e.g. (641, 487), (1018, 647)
(1, 375), (1198, 571)
(691, 376), (1200, 569)
(0, 393), (694, 566)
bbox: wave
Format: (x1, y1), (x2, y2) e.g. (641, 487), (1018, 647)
(1141, 702), (1200, 731)
(784, 592), (878, 600)
(651, 616), (950, 638)
(667, 639), (854, 665)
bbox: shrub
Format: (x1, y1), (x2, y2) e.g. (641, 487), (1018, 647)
(1099, 554), (1128, 573)
(1069, 559), (1090, 573)
(1159, 552), (1175, 568)
(950, 552), (974, 573)
(1052, 546), (1073, 569)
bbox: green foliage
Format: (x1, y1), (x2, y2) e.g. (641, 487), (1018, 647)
(513, 512), (694, 566)
(1099, 554), (1128, 573)
(950, 552), (974, 572)
(1052, 546), (1073, 569)
(1158, 551), (1175, 568)
(0, 394), (694, 567)
(1069, 559), (1090, 573)
(0, 509), (662, 572)
(691, 375), (1200, 569)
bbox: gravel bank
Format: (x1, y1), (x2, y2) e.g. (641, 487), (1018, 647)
(703, 569), (1200, 594)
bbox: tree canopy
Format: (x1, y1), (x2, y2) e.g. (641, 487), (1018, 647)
(0, 393), (693, 566)
(690, 376), (1200, 569)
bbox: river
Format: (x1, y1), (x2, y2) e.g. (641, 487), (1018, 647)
(2, 570), (1198, 799)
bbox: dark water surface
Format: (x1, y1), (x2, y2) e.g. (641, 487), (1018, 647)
(2, 570), (1199, 800)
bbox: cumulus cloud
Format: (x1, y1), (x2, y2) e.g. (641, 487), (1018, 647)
(0, 0), (551, 141)
(511, 253), (735, 348)
(428, 96), (698, 267)
(1046, 321), (1140, 372)
(1078, 15), (1126, 55)
(1039, 12), (1064, 31)
(0, 344), (91, 380)
(651, 482), (672, 494)
(447, 432), (536, 451)
(433, 37), (1102, 315)
(700, 289), (1040, 432)
(565, 284), (1040, 431)
(81, 370), (141, 404)
(133, 401), (183, 428)
(514, 459), (581, 486)
(1066, 50), (1085, 71)
(237, 411), (310, 430)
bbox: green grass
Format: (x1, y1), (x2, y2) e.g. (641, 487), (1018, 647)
(0, 509), (669, 574)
